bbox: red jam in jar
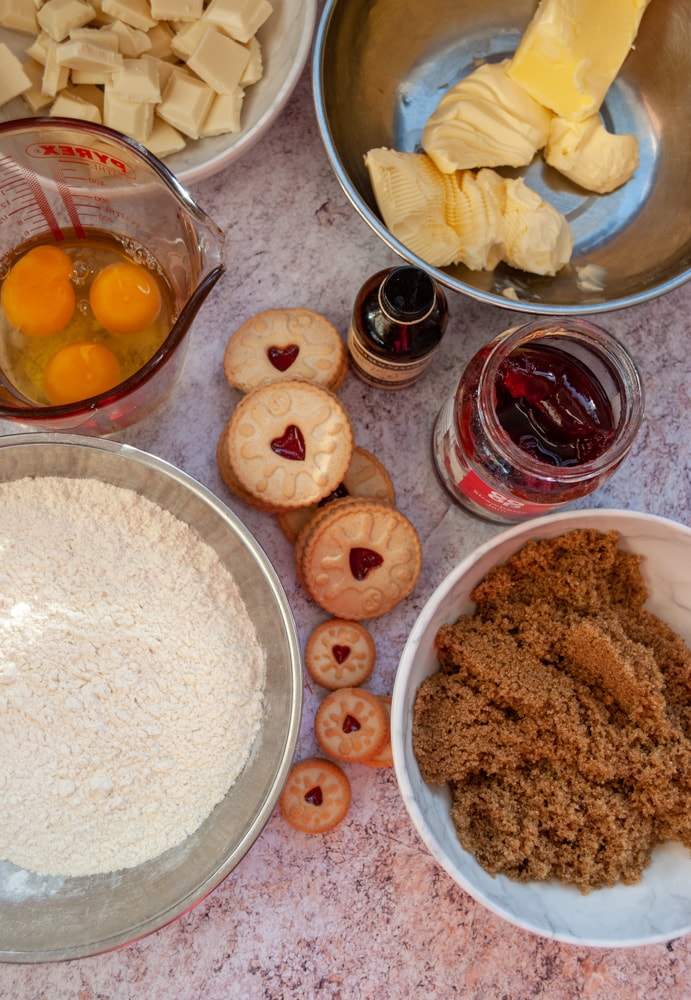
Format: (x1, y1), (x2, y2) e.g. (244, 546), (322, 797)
(433, 319), (644, 523)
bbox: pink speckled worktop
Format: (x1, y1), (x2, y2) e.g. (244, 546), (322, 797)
(2, 34), (690, 1000)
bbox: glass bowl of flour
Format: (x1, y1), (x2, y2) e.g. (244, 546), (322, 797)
(0, 433), (302, 962)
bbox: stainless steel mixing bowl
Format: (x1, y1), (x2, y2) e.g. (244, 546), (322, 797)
(313, 0), (691, 314)
(0, 434), (302, 963)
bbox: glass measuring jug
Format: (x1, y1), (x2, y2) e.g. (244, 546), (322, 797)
(0, 117), (225, 434)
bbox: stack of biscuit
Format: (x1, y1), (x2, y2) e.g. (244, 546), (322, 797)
(218, 307), (423, 621)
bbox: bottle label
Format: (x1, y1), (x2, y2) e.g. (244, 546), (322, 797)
(347, 322), (435, 387)
(456, 469), (559, 517)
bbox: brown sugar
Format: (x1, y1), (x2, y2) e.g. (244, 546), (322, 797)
(412, 529), (691, 892)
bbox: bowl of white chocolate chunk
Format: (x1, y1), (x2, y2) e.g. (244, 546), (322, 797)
(0, 0), (317, 185)
(314, 0), (691, 313)
(0, 433), (302, 962)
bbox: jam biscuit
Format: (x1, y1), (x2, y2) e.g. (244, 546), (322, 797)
(224, 380), (354, 510)
(314, 687), (389, 763)
(279, 757), (351, 834)
(223, 308), (348, 394)
(277, 445), (396, 544)
(362, 696), (393, 769)
(305, 618), (376, 689)
(216, 421), (286, 513)
(297, 497), (422, 620)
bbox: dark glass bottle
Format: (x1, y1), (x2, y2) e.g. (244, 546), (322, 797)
(347, 266), (448, 388)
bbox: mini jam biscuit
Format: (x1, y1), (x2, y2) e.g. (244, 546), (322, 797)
(279, 757), (351, 834)
(223, 308), (348, 394)
(297, 497), (422, 620)
(314, 687), (389, 763)
(277, 445), (396, 544)
(362, 695), (393, 769)
(224, 380), (354, 510)
(305, 618), (376, 689)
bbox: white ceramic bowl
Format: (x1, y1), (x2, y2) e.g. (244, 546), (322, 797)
(0, 434), (302, 963)
(0, 0), (317, 187)
(392, 509), (691, 946)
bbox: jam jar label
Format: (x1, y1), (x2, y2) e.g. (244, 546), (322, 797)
(456, 470), (558, 517)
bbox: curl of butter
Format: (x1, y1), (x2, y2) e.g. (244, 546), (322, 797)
(422, 60), (553, 172)
(545, 115), (639, 194)
(364, 148), (573, 276)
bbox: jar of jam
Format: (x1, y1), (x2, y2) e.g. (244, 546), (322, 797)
(432, 318), (644, 523)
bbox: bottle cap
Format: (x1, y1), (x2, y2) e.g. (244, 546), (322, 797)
(379, 267), (436, 323)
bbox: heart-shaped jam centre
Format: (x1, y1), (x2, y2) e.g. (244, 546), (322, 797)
(332, 644), (351, 664)
(304, 785), (323, 806)
(267, 344), (299, 371)
(271, 424), (305, 461)
(349, 547), (383, 581)
(342, 714), (361, 734)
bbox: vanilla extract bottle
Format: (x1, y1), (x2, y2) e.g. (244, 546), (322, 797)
(347, 266), (449, 388)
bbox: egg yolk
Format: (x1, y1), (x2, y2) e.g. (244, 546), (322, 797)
(90, 261), (162, 334)
(43, 342), (121, 405)
(1, 245), (76, 337)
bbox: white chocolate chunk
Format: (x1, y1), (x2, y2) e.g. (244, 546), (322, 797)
(239, 35), (261, 86)
(19, 58), (53, 111)
(41, 40), (71, 97)
(109, 56), (160, 102)
(186, 26), (250, 95)
(146, 117), (187, 156)
(201, 86), (244, 135)
(170, 19), (207, 60)
(204, 0), (272, 44)
(156, 66), (215, 138)
(69, 27), (120, 51)
(108, 19), (152, 56)
(146, 21), (176, 60)
(0, 44), (32, 104)
(0, 0), (40, 35)
(56, 40), (124, 72)
(37, 0), (95, 42)
(150, 0), (202, 21)
(24, 32), (51, 66)
(103, 85), (154, 140)
(51, 89), (102, 122)
(101, 0), (156, 31)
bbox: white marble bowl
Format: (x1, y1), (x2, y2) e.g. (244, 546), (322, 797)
(0, 0), (317, 187)
(391, 509), (691, 946)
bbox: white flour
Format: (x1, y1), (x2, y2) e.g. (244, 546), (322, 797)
(0, 476), (265, 877)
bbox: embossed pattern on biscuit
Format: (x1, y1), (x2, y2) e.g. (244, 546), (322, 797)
(305, 618), (376, 689)
(224, 308), (347, 393)
(277, 445), (396, 544)
(279, 758), (351, 833)
(314, 687), (388, 762)
(300, 498), (422, 619)
(227, 381), (353, 509)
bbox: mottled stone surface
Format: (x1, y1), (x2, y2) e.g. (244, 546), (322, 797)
(1, 35), (690, 1000)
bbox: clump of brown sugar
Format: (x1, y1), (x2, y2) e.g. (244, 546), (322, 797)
(412, 529), (691, 893)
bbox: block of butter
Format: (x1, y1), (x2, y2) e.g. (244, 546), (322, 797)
(507, 0), (653, 121)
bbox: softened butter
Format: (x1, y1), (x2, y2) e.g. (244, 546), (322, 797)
(545, 115), (639, 192)
(364, 148), (573, 276)
(422, 60), (553, 172)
